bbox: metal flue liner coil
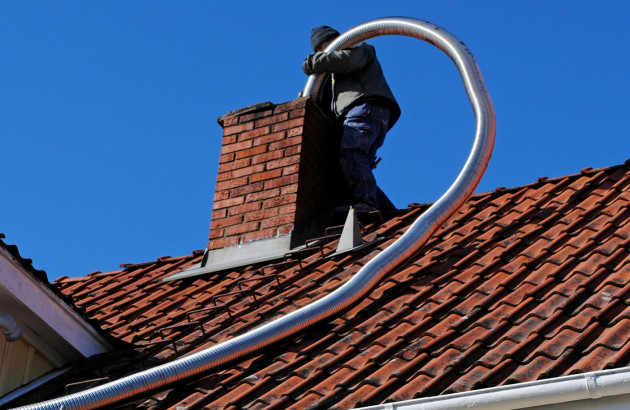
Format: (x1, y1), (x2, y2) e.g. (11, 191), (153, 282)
(15, 17), (495, 409)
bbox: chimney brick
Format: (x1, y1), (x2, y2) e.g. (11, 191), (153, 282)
(207, 97), (343, 251)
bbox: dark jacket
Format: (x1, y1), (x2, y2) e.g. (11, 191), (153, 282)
(303, 42), (401, 129)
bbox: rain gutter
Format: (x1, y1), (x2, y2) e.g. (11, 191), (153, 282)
(354, 367), (630, 410)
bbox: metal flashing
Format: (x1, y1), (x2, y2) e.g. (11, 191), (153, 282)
(163, 235), (292, 281)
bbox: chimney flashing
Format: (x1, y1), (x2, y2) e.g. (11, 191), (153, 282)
(163, 235), (291, 281)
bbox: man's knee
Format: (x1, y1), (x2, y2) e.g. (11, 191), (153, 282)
(341, 126), (375, 154)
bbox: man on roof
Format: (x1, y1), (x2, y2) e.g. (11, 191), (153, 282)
(302, 25), (401, 214)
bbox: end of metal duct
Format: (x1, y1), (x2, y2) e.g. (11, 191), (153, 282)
(336, 207), (364, 253)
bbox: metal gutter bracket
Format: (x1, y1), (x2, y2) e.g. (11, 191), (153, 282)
(0, 313), (22, 342)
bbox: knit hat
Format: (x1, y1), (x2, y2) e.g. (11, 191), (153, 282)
(310, 25), (340, 51)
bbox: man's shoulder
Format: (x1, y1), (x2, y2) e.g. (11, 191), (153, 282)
(354, 42), (375, 52)
(350, 42), (376, 60)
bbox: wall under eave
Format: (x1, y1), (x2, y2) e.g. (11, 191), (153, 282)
(0, 337), (56, 396)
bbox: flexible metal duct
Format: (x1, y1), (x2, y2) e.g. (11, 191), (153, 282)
(14, 17), (495, 410)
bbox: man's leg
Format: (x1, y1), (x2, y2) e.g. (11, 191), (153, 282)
(367, 105), (396, 211)
(339, 102), (390, 211)
(376, 187), (397, 211)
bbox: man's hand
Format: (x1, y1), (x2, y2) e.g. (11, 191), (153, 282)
(302, 55), (315, 75)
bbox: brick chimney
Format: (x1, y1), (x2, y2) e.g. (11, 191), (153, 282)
(197, 97), (344, 272)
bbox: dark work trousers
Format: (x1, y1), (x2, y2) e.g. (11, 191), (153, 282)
(339, 101), (395, 211)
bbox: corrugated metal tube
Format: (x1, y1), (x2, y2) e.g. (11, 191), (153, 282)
(14, 17), (495, 409)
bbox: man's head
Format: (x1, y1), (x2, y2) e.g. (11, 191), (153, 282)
(310, 25), (340, 52)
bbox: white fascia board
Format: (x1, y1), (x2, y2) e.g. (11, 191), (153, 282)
(0, 248), (112, 358)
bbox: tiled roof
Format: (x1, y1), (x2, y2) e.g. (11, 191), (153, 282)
(14, 162), (630, 409)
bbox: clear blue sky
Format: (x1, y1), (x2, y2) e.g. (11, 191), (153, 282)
(2, 1), (628, 280)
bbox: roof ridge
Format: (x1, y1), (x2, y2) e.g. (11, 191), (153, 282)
(471, 161), (630, 200)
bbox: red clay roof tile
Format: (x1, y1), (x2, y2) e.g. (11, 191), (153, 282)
(10, 162), (630, 409)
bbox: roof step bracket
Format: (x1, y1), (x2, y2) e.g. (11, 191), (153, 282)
(336, 207), (364, 254)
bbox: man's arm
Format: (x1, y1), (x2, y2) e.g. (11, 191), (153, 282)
(303, 43), (374, 75)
